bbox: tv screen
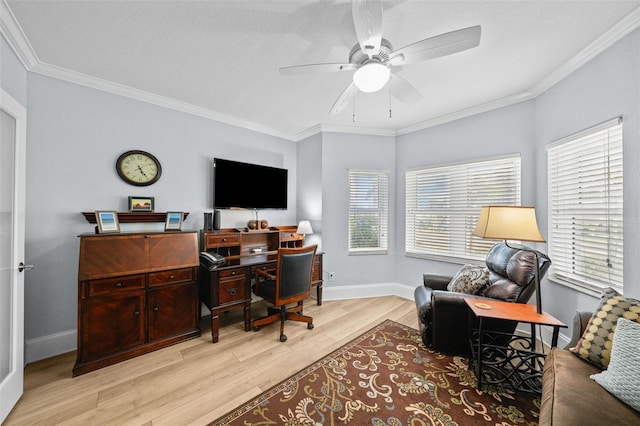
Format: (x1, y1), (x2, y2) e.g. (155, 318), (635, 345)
(213, 158), (288, 209)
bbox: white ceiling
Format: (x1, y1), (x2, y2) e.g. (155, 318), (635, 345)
(3, 0), (639, 140)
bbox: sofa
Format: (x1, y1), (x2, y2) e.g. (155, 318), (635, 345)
(414, 243), (551, 355)
(539, 310), (640, 425)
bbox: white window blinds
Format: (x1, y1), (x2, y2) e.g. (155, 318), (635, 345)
(405, 155), (521, 261)
(348, 170), (389, 254)
(547, 118), (623, 294)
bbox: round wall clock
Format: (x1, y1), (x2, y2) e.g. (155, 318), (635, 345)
(116, 150), (162, 186)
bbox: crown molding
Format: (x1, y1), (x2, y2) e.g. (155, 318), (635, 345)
(0, 0), (39, 69)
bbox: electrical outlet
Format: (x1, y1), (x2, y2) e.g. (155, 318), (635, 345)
(328, 272), (335, 281)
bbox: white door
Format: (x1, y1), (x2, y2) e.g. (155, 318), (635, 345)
(0, 88), (27, 423)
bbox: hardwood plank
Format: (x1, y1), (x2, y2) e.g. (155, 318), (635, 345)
(4, 296), (416, 425)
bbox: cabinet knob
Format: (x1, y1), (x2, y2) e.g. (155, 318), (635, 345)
(115, 282), (123, 288)
(154, 306), (159, 312)
(169, 275), (175, 280)
(229, 288), (237, 296)
(134, 310), (140, 316)
(222, 238), (227, 242)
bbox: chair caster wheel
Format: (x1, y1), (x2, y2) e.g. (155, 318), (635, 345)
(280, 334), (288, 342)
(308, 323), (314, 329)
(253, 326), (260, 331)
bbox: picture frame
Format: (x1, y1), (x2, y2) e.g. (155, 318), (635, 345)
(165, 211), (184, 231)
(128, 196), (155, 212)
(95, 211), (120, 233)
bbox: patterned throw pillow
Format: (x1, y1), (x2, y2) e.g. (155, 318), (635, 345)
(591, 318), (640, 412)
(447, 264), (489, 294)
(570, 287), (640, 369)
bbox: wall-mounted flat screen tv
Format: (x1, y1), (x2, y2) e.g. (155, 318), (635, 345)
(213, 158), (288, 209)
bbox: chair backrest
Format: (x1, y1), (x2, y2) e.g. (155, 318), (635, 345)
(274, 244), (317, 305)
(477, 242), (551, 303)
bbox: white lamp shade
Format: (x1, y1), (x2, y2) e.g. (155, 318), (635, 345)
(472, 206), (545, 242)
(353, 62), (390, 93)
(296, 220), (313, 235)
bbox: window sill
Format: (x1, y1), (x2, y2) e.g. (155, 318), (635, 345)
(548, 275), (622, 298)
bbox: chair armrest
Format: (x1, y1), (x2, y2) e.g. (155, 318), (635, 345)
(423, 274), (451, 290)
(565, 311), (593, 349)
(255, 268), (275, 281)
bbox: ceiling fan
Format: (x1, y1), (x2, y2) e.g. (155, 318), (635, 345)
(279, 0), (482, 115)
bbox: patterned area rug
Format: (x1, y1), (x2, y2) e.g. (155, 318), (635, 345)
(210, 319), (540, 425)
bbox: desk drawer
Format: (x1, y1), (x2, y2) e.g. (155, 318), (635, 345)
(148, 268), (194, 287)
(205, 233), (240, 247)
(88, 275), (145, 297)
(219, 275), (247, 304)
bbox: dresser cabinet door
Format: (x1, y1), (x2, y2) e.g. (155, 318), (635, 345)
(80, 292), (145, 360)
(148, 282), (198, 342)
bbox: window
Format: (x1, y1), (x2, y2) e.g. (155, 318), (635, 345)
(547, 117), (623, 295)
(348, 170), (389, 254)
(405, 155), (521, 262)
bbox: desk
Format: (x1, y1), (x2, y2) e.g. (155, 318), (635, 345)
(199, 253), (323, 343)
(464, 298), (566, 394)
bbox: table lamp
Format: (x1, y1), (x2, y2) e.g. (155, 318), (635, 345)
(472, 206), (546, 314)
(296, 220), (313, 243)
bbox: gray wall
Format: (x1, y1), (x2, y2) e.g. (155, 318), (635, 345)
(2, 27), (639, 362)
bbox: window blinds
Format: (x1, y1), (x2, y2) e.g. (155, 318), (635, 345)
(348, 170), (389, 254)
(547, 118), (623, 293)
(405, 155), (521, 261)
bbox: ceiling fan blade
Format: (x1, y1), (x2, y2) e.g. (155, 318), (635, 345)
(329, 82), (356, 115)
(388, 25), (481, 66)
(352, 0), (383, 59)
(280, 63), (356, 75)
(390, 73), (422, 105)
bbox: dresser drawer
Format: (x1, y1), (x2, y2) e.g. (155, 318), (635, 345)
(205, 233), (240, 247)
(218, 269), (245, 280)
(148, 268), (194, 287)
(88, 275), (145, 297)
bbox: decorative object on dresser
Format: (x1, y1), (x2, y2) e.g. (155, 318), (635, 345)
(296, 220), (313, 238)
(128, 196), (154, 212)
(252, 245), (318, 342)
(116, 150), (162, 186)
(73, 231), (200, 376)
(165, 211), (184, 231)
(94, 211), (120, 233)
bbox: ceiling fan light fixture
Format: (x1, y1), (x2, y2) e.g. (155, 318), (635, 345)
(353, 62), (390, 93)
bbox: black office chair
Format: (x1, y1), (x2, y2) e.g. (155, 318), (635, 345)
(252, 244), (318, 342)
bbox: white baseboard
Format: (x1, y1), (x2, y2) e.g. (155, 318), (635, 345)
(25, 329), (77, 364)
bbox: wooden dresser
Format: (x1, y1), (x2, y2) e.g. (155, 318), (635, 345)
(73, 231), (200, 376)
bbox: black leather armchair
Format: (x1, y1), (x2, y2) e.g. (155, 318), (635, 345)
(414, 243), (551, 355)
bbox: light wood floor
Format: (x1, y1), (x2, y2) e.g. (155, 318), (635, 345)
(4, 296), (417, 426)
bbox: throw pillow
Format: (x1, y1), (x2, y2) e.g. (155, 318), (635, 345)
(570, 287), (640, 369)
(447, 264), (489, 294)
(590, 318), (640, 412)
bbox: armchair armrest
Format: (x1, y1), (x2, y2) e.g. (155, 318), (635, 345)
(255, 268), (276, 281)
(423, 274), (451, 290)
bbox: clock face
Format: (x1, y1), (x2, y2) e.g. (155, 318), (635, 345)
(116, 150), (162, 186)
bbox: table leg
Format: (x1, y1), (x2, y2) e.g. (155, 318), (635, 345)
(551, 325), (560, 347)
(477, 317), (484, 390)
(211, 309), (220, 343)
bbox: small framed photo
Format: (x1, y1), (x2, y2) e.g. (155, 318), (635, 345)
(165, 211), (184, 231)
(128, 196), (155, 212)
(95, 211), (120, 233)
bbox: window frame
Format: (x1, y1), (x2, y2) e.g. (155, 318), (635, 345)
(348, 169), (389, 255)
(405, 154), (522, 263)
(546, 117), (623, 296)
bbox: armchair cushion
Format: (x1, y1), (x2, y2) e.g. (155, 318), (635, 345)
(446, 264), (489, 294)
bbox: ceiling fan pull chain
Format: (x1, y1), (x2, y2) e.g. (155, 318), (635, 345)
(352, 89), (357, 122)
(389, 84), (392, 118)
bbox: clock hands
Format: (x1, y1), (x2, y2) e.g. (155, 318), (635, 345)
(137, 164), (148, 178)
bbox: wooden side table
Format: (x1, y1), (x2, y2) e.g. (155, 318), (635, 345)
(464, 298), (567, 394)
